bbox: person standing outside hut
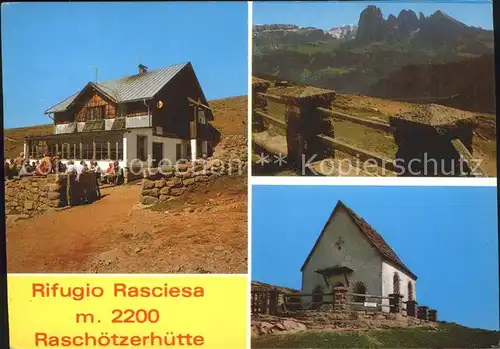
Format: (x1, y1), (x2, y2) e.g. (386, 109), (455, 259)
(90, 160), (102, 198)
(74, 161), (85, 181)
(4, 159), (10, 180)
(53, 152), (65, 173)
(113, 160), (124, 185)
(15, 152), (25, 169)
(19, 160), (33, 177)
(102, 162), (115, 184)
(36, 152), (52, 175)
(8, 158), (18, 178)
(65, 160), (76, 174)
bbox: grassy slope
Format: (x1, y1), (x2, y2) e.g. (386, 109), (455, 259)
(3, 95), (247, 159)
(208, 95), (247, 136)
(253, 323), (500, 348)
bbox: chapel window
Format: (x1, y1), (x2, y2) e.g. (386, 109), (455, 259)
(407, 281), (413, 301)
(393, 272), (401, 294)
(353, 281), (367, 303)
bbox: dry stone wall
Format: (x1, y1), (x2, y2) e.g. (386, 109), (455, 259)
(5, 173), (100, 216)
(252, 312), (437, 337)
(212, 135), (248, 163)
(5, 175), (66, 216)
(140, 156), (247, 205)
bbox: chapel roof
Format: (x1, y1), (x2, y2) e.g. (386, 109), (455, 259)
(301, 200), (417, 280)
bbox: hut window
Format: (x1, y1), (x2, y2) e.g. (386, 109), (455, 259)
(110, 142), (116, 161)
(407, 281), (413, 301)
(137, 135), (147, 161)
(176, 144), (182, 160)
(86, 106), (105, 121)
(83, 143), (91, 160)
(116, 142), (123, 161)
(94, 140), (108, 160)
(352, 281), (366, 303)
(197, 110), (206, 124)
(63, 143), (71, 160)
(393, 272), (400, 295)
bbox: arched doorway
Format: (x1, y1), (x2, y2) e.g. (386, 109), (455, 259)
(407, 281), (413, 301)
(312, 285), (323, 309)
(393, 272), (400, 294)
(352, 281), (367, 303)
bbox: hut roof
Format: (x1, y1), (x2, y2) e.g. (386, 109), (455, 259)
(390, 103), (477, 128)
(46, 62), (189, 113)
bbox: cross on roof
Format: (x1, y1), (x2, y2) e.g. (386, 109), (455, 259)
(335, 236), (344, 251)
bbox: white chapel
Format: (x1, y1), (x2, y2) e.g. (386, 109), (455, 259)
(300, 200), (417, 311)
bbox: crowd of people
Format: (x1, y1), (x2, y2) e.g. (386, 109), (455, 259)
(4, 151), (124, 186)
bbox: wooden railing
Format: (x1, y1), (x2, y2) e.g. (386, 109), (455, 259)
(252, 89), (487, 177)
(253, 91), (397, 174)
(251, 288), (408, 314)
(281, 291), (399, 310)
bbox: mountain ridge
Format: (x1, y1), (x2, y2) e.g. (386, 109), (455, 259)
(252, 5), (494, 113)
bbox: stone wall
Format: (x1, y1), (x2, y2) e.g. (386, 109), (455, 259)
(252, 312), (437, 337)
(5, 172), (100, 216)
(5, 175), (66, 215)
(212, 135), (247, 162)
(140, 157), (247, 205)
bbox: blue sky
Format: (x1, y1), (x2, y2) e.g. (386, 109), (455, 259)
(252, 185), (499, 331)
(254, 1), (494, 30)
(1, 2), (248, 129)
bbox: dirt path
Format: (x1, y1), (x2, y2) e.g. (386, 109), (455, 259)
(6, 176), (247, 274)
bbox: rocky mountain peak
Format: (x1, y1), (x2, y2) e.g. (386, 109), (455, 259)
(387, 14), (398, 27)
(397, 9), (419, 27)
(328, 24), (358, 40)
(355, 5), (477, 44)
(355, 5), (386, 43)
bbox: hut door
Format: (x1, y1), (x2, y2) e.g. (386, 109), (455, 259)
(152, 142), (163, 168)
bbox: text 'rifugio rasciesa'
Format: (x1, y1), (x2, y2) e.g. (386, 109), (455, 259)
(32, 283), (205, 300)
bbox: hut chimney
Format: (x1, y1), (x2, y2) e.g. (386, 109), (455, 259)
(138, 64), (148, 74)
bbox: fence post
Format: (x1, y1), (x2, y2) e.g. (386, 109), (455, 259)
(333, 286), (348, 311)
(284, 101), (305, 167)
(389, 293), (403, 313)
(417, 306), (429, 320)
(66, 174), (72, 207)
(269, 288), (278, 315)
(282, 91), (336, 169)
(428, 309), (437, 322)
(262, 290), (269, 314)
(252, 78), (271, 133)
(405, 300), (418, 317)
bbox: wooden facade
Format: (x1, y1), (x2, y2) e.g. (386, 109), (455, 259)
(150, 64), (212, 140)
(27, 63), (215, 170)
(26, 132), (124, 161)
(51, 63), (212, 142)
